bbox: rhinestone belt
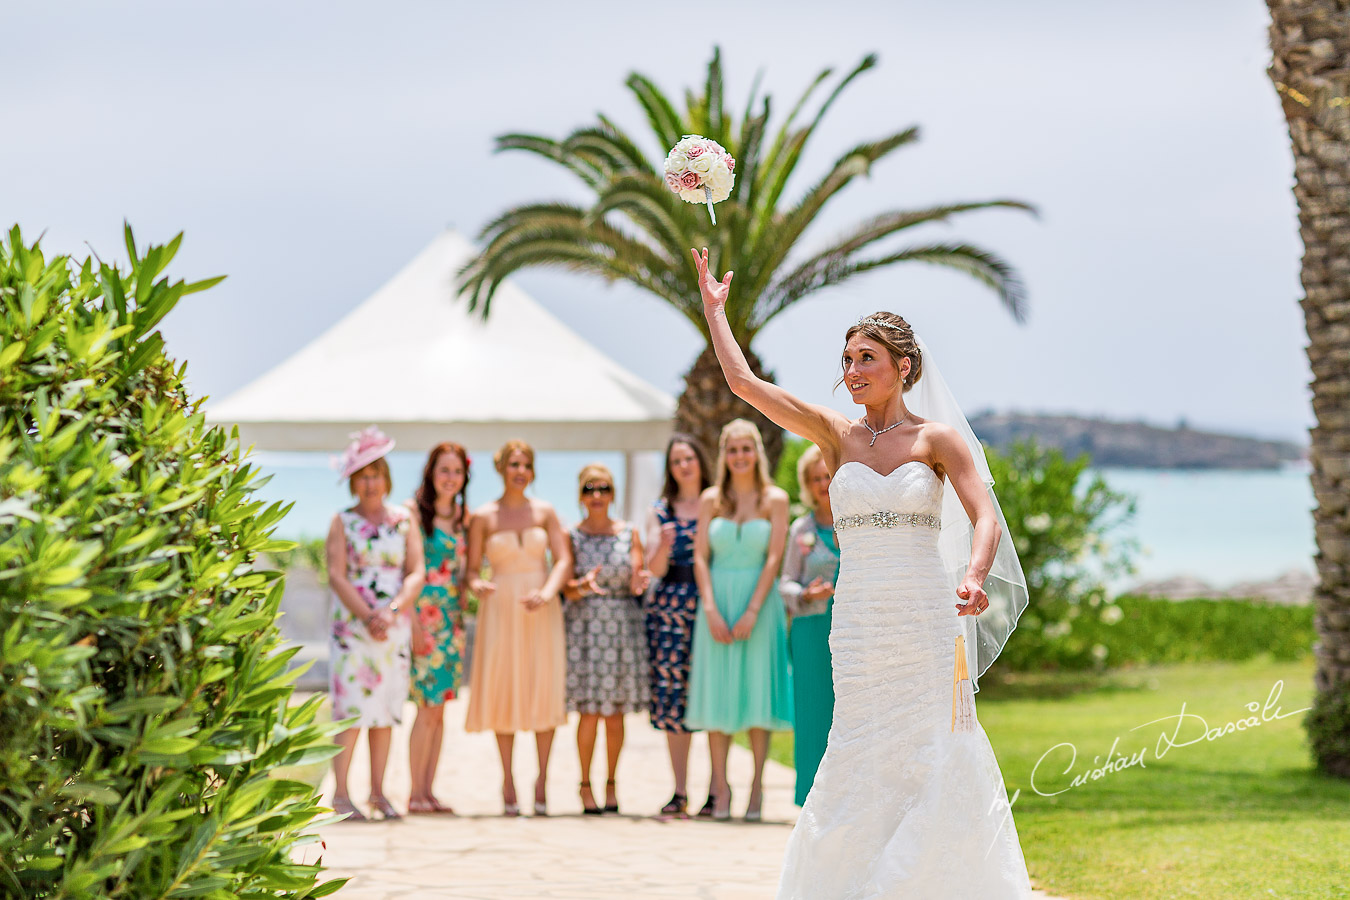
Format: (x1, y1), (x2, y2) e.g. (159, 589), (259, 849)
(834, 511), (941, 531)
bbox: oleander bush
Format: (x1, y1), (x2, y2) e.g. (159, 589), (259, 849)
(987, 440), (1138, 671)
(0, 226), (344, 899)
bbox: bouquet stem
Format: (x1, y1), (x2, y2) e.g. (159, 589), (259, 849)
(703, 185), (716, 225)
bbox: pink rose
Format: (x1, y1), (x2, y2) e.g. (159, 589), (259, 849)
(725, 154), (735, 172)
(685, 144), (705, 159)
(680, 171), (701, 190)
(665, 172), (682, 193)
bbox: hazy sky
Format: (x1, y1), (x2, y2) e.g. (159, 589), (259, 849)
(4, 0), (1311, 441)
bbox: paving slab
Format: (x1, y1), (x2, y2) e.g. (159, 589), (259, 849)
(313, 694), (1066, 899)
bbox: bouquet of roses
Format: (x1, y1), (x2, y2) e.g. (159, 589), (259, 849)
(664, 135), (735, 224)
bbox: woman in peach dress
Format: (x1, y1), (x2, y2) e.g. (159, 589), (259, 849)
(465, 439), (571, 816)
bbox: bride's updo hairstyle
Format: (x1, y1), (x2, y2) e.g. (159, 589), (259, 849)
(837, 311), (923, 393)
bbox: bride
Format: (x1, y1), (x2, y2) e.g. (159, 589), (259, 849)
(691, 249), (1035, 898)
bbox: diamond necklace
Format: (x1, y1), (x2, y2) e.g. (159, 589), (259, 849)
(860, 415), (906, 447)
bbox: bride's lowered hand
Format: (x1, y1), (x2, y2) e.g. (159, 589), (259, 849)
(955, 579), (990, 616)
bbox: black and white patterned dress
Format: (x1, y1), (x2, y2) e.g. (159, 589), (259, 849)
(565, 525), (650, 715)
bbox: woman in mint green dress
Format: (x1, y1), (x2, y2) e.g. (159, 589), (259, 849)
(779, 444), (841, 807)
(405, 442), (470, 815)
(685, 419), (792, 822)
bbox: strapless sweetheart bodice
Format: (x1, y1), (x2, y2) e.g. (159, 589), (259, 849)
(829, 460), (944, 521)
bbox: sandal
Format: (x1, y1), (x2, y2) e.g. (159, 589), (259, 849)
(407, 798), (435, 815)
(660, 792), (689, 816)
(332, 796), (367, 823)
(429, 797), (457, 816)
(603, 778), (619, 815)
(579, 781), (602, 815)
(369, 796), (402, 821)
(695, 796), (715, 818)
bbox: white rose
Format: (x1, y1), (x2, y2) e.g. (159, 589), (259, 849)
(689, 155), (714, 176)
(665, 151), (687, 173)
(706, 166), (733, 201)
(679, 188), (704, 203)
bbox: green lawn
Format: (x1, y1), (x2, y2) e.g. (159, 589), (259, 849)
(757, 657), (1350, 899)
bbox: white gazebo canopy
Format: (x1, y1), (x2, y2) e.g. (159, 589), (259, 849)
(210, 229), (675, 453)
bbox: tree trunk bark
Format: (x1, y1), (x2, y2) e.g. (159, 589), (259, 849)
(1267, 0), (1350, 777)
(674, 344), (786, 473)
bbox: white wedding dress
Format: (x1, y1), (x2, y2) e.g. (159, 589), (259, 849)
(777, 460), (1034, 899)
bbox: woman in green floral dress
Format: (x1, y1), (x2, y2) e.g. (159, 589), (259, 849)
(405, 442), (470, 814)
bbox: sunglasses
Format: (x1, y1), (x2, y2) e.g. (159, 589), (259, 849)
(582, 483), (614, 496)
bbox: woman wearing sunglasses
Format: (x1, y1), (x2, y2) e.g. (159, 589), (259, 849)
(562, 463), (652, 815)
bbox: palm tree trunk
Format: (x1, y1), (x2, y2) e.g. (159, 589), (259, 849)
(675, 344), (786, 472)
(1267, 0), (1350, 777)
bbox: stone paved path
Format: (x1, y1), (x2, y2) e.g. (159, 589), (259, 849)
(314, 695), (1066, 899)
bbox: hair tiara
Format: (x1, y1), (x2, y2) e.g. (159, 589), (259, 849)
(856, 315), (915, 342)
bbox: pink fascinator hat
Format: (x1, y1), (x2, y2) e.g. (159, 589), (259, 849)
(334, 425), (396, 481)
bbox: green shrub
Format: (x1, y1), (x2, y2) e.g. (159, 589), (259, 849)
(0, 226), (344, 899)
(986, 439), (1137, 671)
(1080, 594), (1313, 666)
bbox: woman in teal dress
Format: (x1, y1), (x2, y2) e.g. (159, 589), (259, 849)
(779, 444), (841, 807)
(405, 442), (470, 815)
(685, 419), (792, 822)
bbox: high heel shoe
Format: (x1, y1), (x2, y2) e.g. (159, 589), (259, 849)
(579, 781), (601, 815)
(712, 787), (732, 822)
(603, 778), (619, 815)
(744, 787), (763, 822)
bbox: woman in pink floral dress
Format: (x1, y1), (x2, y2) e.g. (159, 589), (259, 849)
(325, 427), (425, 822)
(405, 441), (470, 814)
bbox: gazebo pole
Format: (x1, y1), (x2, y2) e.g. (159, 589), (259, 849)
(624, 449), (638, 523)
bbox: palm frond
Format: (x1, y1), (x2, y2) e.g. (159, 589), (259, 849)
(459, 203), (698, 321)
(755, 54), (879, 223)
(754, 202), (1033, 326)
(496, 133), (605, 188)
(743, 127), (919, 301)
(625, 73), (685, 151)
(590, 174), (691, 263)
(760, 242), (1028, 327)
(706, 46), (727, 145)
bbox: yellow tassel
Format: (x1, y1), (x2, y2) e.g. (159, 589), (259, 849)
(952, 634), (975, 733)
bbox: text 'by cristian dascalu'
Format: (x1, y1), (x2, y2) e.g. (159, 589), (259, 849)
(1028, 679), (1310, 796)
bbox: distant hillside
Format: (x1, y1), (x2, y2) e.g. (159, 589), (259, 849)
(968, 413), (1307, 469)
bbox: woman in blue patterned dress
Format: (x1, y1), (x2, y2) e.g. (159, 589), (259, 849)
(643, 433), (712, 817)
(405, 442), (470, 815)
(778, 444), (841, 807)
(325, 427), (425, 822)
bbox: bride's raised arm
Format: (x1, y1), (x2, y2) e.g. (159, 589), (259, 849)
(692, 248), (847, 454)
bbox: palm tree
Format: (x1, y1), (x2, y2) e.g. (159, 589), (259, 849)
(1267, 1), (1350, 778)
(459, 48), (1033, 465)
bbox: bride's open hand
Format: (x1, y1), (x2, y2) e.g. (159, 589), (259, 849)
(691, 247), (733, 312)
(955, 580), (990, 616)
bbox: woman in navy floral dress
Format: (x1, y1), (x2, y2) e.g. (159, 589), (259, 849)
(643, 433), (712, 816)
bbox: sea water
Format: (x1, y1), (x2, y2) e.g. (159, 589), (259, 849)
(248, 452), (1316, 588)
